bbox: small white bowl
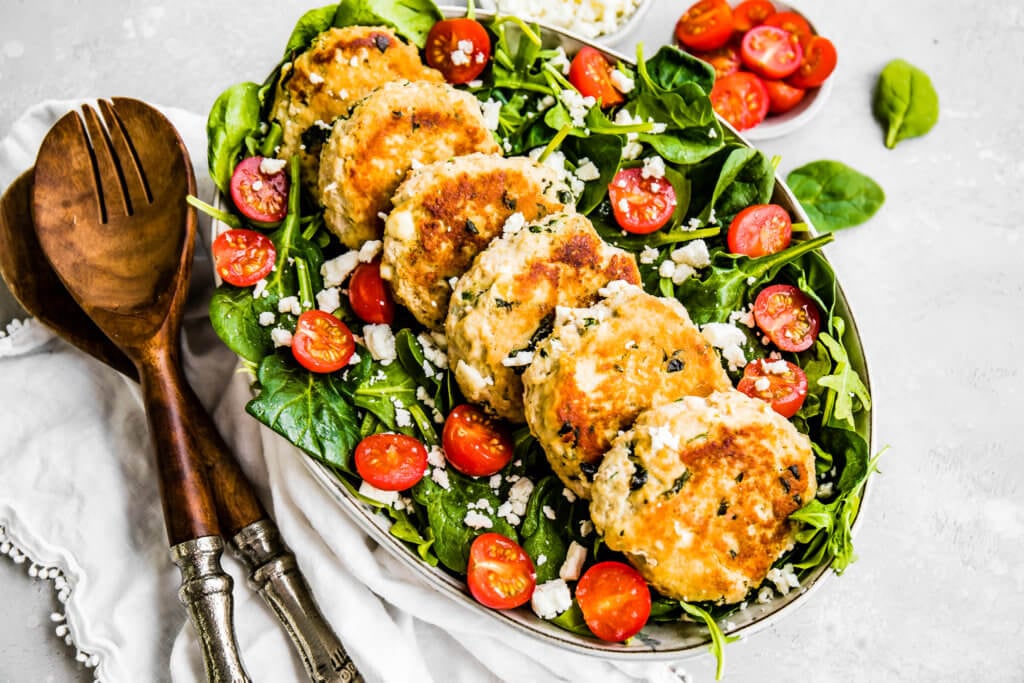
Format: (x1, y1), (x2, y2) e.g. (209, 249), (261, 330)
(484, 0), (655, 46)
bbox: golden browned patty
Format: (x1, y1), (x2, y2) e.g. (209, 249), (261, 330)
(269, 25), (443, 191)
(381, 154), (570, 331)
(522, 283), (732, 499)
(318, 80), (500, 248)
(589, 391), (816, 604)
(446, 212), (641, 423)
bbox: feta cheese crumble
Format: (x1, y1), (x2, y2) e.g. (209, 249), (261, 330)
(364, 324), (397, 363)
(530, 579), (572, 619)
(259, 157), (287, 175)
(701, 322), (749, 372)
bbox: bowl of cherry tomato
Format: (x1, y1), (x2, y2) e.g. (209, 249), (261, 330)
(674, 0), (837, 139)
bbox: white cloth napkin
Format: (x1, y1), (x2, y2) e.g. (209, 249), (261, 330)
(0, 100), (694, 683)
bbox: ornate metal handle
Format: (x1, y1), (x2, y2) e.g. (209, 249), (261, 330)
(232, 520), (363, 683)
(170, 535), (251, 683)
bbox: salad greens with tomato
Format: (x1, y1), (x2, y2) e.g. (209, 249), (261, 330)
(200, 0), (876, 673)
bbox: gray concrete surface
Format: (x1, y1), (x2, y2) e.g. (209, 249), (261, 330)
(2, 0), (1023, 681)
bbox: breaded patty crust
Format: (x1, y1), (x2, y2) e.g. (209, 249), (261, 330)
(523, 283), (732, 498)
(589, 391), (816, 604)
(319, 80), (500, 248)
(270, 26), (443, 191)
(446, 212), (641, 422)
(381, 153), (570, 330)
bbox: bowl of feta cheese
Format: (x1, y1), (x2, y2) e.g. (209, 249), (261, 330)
(486, 0), (655, 45)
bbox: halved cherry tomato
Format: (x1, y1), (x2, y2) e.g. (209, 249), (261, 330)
(737, 358), (809, 418)
(354, 433), (428, 491)
(675, 0), (734, 52)
(608, 167), (677, 235)
(291, 310), (355, 373)
(763, 11), (814, 48)
(466, 533), (536, 609)
(575, 561), (651, 642)
(727, 204), (792, 257)
(710, 71), (769, 131)
(692, 42), (742, 79)
(442, 404), (514, 477)
(753, 284), (821, 352)
(229, 156), (288, 224)
(568, 46), (624, 108)
(424, 18), (491, 85)
(733, 0), (775, 32)
(349, 259), (395, 325)
(740, 25), (803, 79)
(763, 79), (806, 114)
(211, 229), (276, 287)
(786, 35), (837, 89)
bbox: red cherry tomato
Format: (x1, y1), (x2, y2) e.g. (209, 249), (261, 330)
(710, 71), (769, 131)
(466, 533), (536, 609)
(692, 42), (742, 79)
(607, 167), (677, 235)
(753, 284), (822, 352)
(740, 25), (803, 80)
(229, 156), (289, 225)
(675, 0), (734, 52)
(737, 358), (809, 418)
(727, 204), (792, 257)
(568, 46), (625, 108)
(733, 0), (776, 31)
(575, 561), (651, 642)
(349, 259), (396, 325)
(786, 35), (837, 89)
(763, 79), (807, 114)
(442, 404), (514, 477)
(291, 310), (355, 373)
(211, 229), (276, 287)
(354, 433), (428, 491)
(763, 11), (814, 48)
(424, 18), (491, 84)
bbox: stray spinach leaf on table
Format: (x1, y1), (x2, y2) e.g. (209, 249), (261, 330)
(873, 58), (939, 149)
(787, 160), (885, 233)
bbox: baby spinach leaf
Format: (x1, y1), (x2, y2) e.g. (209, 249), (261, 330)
(873, 59), (939, 149)
(389, 510), (439, 566)
(332, 0), (442, 48)
(550, 601), (591, 636)
(284, 4), (338, 56)
(643, 45), (716, 95)
(697, 145), (775, 225)
(563, 134), (623, 215)
(246, 353), (361, 473)
(209, 286), (273, 363)
(519, 476), (571, 583)
(787, 160), (885, 233)
(349, 356), (418, 434)
(206, 82), (262, 194)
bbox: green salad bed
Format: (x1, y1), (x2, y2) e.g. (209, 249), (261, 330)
(199, 0), (876, 672)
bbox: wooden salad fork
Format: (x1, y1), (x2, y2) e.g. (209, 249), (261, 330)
(2, 158), (359, 682)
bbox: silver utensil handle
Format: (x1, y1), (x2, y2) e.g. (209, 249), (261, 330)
(232, 520), (363, 683)
(170, 535), (252, 683)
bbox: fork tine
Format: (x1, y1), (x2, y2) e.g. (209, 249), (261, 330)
(81, 103), (130, 220)
(98, 99), (151, 208)
(109, 98), (195, 202)
(31, 111), (104, 225)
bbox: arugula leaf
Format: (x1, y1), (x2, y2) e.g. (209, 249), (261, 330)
(389, 511), (439, 566)
(817, 318), (872, 429)
(787, 160), (885, 233)
(206, 82), (262, 193)
(246, 354), (362, 473)
(679, 601), (737, 680)
(519, 476), (571, 583)
(332, 0), (442, 48)
(873, 59), (939, 149)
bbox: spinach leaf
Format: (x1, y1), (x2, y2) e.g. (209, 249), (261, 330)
(550, 601), (591, 636)
(411, 471), (516, 573)
(346, 353), (420, 436)
(332, 0), (442, 48)
(519, 476), (571, 583)
(206, 82), (262, 193)
(208, 285), (272, 363)
(643, 45), (716, 95)
(873, 59), (939, 149)
(563, 134), (623, 215)
(697, 145), (775, 225)
(284, 4), (338, 55)
(246, 353), (362, 472)
(787, 160), (885, 233)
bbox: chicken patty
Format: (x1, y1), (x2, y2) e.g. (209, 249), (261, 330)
(589, 391), (816, 604)
(319, 80), (500, 248)
(446, 212), (641, 423)
(523, 282), (732, 499)
(269, 25), (443, 192)
(381, 153), (570, 331)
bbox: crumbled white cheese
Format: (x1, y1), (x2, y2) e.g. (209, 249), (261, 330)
(258, 311), (276, 327)
(562, 488), (577, 503)
(427, 445), (446, 469)
(455, 360), (494, 396)
(497, 477), (535, 525)
(394, 407), (412, 428)
(358, 240), (382, 263)
(579, 520), (594, 537)
(502, 350), (535, 368)
(316, 287), (341, 313)
(531, 579), (572, 619)
(502, 211), (526, 236)
(658, 260), (676, 279)
(252, 278), (270, 299)
(671, 240), (711, 269)
(308, 71), (324, 85)
(648, 425), (680, 453)
(729, 306), (755, 328)
(671, 263), (696, 285)
(639, 245), (660, 265)
(610, 68), (635, 94)
(598, 279), (637, 298)
(559, 541), (587, 581)
(495, 0), (644, 39)
(762, 359), (791, 374)
(754, 377), (771, 392)
(574, 158), (601, 182)
(450, 47), (471, 67)
(463, 510), (493, 529)
(364, 324), (397, 363)
(641, 155), (666, 180)
(548, 46), (571, 74)
(359, 481), (399, 506)
(321, 251), (360, 287)
(559, 88), (597, 127)
(480, 99), (502, 132)
(277, 296), (302, 316)
(259, 157), (287, 175)
(766, 564), (801, 596)
(542, 505), (557, 520)
(701, 322), (749, 372)
(270, 328), (293, 348)
(489, 474), (503, 489)
(417, 332), (449, 369)
(757, 586), (775, 604)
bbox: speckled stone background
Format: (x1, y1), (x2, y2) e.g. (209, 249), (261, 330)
(2, 1), (1022, 681)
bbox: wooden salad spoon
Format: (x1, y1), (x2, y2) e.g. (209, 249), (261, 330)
(1, 164), (359, 683)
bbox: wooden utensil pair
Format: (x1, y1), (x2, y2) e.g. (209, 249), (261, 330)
(0, 98), (361, 683)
